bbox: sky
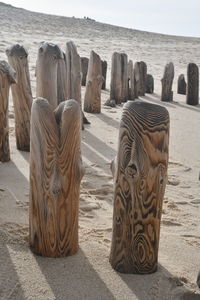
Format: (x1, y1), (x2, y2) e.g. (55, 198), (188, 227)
(3, 0), (200, 37)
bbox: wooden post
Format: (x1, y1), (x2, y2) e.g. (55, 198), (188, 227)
(81, 57), (89, 86)
(29, 98), (85, 257)
(128, 60), (135, 100)
(6, 44), (32, 151)
(84, 50), (103, 113)
(161, 62), (174, 102)
(101, 60), (107, 90)
(146, 74), (154, 94)
(139, 61), (147, 96)
(36, 42), (63, 109)
(133, 62), (140, 99)
(109, 100), (169, 274)
(121, 53), (128, 102)
(186, 63), (199, 105)
(57, 52), (68, 104)
(0, 61), (16, 162)
(177, 74), (186, 95)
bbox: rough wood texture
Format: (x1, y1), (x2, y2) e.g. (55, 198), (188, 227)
(128, 60), (135, 100)
(177, 74), (186, 95)
(186, 63), (199, 105)
(161, 62), (174, 102)
(110, 52), (128, 104)
(133, 62), (140, 99)
(57, 52), (68, 104)
(0, 61), (16, 162)
(109, 100), (169, 274)
(29, 98), (84, 257)
(36, 42), (63, 109)
(84, 50), (103, 113)
(6, 44), (32, 151)
(146, 74), (154, 94)
(101, 60), (107, 90)
(139, 61), (147, 96)
(81, 57), (89, 86)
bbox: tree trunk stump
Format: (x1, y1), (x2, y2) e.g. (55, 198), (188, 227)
(84, 50), (103, 113)
(36, 42), (63, 110)
(81, 57), (89, 86)
(146, 74), (154, 94)
(186, 63), (199, 105)
(29, 98), (84, 257)
(109, 100), (169, 274)
(101, 60), (107, 90)
(57, 52), (68, 104)
(128, 60), (135, 100)
(6, 44), (32, 151)
(0, 61), (16, 162)
(177, 74), (186, 95)
(139, 61), (147, 96)
(161, 62), (174, 102)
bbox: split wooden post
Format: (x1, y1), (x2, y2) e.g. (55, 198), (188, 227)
(6, 44), (32, 151)
(101, 60), (107, 90)
(177, 74), (186, 95)
(186, 63), (199, 105)
(57, 52), (68, 104)
(109, 100), (169, 274)
(146, 74), (154, 94)
(161, 62), (174, 102)
(29, 98), (85, 257)
(81, 57), (89, 86)
(84, 50), (103, 113)
(139, 61), (147, 96)
(0, 61), (16, 162)
(36, 42), (63, 109)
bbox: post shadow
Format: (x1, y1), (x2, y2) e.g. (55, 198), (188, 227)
(95, 111), (120, 129)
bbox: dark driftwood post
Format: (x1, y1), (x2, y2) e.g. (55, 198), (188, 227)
(36, 42), (63, 109)
(128, 60), (135, 100)
(0, 61), (16, 162)
(101, 60), (107, 90)
(186, 63), (199, 105)
(81, 57), (89, 86)
(84, 50), (103, 113)
(29, 98), (84, 257)
(161, 62), (174, 102)
(57, 52), (68, 104)
(177, 74), (186, 95)
(109, 100), (169, 274)
(146, 74), (154, 94)
(139, 61), (147, 96)
(6, 44), (32, 151)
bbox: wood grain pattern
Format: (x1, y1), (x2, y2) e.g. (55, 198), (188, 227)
(36, 42), (63, 109)
(6, 44), (32, 151)
(0, 61), (16, 162)
(161, 62), (174, 102)
(29, 98), (84, 257)
(57, 52), (68, 104)
(186, 63), (199, 105)
(109, 100), (169, 274)
(84, 50), (103, 113)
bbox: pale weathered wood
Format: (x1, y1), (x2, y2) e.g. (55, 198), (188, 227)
(0, 61), (16, 162)
(128, 60), (135, 100)
(84, 50), (103, 113)
(6, 44), (32, 151)
(177, 74), (186, 95)
(101, 60), (107, 90)
(57, 52), (68, 104)
(139, 61), (147, 96)
(36, 42), (63, 109)
(81, 57), (89, 86)
(161, 62), (174, 102)
(146, 74), (154, 94)
(186, 63), (199, 105)
(110, 100), (169, 274)
(29, 98), (84, 257)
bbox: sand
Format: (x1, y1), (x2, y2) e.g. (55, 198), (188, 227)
(0, 2), (200, 299)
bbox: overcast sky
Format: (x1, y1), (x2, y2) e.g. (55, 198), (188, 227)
(3, 0), (200, 37)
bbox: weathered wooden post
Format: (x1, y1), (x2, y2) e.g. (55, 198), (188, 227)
(133, 62), (140, 99)
(6, 44), (32, 151)
(161, 62), (174, 102)
(29, 98), (85, 257)
(36, 42), (63, 109)
(109, 100), (169, 274)
(121, 53), (128, 102)
(57, 52), (68, 104)
(128, 60), (135, 100)
(84, 50), (103, 113)
(177, 74), (186, 95)
(0, 61), (16, 162)
(101, 60), (107, 90)
(81, 57), (89, 86)
(146, 74), (154, 94)
(186, 63), (199, 105)
(139, 61), (147, 96)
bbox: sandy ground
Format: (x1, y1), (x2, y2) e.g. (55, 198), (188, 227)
(0, 3), (200, 300)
